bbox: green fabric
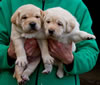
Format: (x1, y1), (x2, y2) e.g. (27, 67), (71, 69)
(0, 0), (99, 85)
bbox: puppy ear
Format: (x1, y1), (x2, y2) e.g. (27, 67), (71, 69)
(40, 10), (45, 17)
(11, 10), (20, 24)
(40, 10), (48, 18)
(66, 19), (75, 33)
(44, 11), (48, 16)
(42, 11), (48, 21)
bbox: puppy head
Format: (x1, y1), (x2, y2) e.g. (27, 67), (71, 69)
(43, 7), (76, 37)
(11, 4), (43, 33)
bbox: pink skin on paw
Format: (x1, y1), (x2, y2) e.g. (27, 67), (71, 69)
(42, 69), (51, 74)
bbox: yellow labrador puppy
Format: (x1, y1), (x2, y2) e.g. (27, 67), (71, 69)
(43, 7), (96, 78)
(11, 4), (50, 84)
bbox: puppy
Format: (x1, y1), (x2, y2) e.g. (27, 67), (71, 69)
(11, 4), (44, 84)
(43, 7), (96, 78)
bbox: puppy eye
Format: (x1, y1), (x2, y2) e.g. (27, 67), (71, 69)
(46, 20), (50, 24)
(35, 16), (40, 18)
(57, 22), (63, 26)
(22, 15), (27, 19)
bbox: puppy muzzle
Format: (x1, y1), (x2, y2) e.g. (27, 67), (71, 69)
(29, 22), (37, 30)
(48, 29), (55, 35)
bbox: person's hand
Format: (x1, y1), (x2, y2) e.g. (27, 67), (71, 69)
(48, 39), (74, 65)
(24, 38), (40, 57)
(8, 38), (40, 60)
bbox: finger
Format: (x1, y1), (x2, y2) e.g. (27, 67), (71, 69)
(26, 47), (34, 56)
(32, 48), (40, 57)
(49, 42), (57, 51)
(49, 39), (63, 50)
(53, 45), (67, 58)
(49, 50), (56, 57)
(25, 43), (35, 51)
(27, 46), (40, 57)
(25, 41), (38, 51)
(50, 46), (61, 58)
(49, 42), (60, 56)
(24, 42), (33, 50)
(27, 51), (33, 57)
(48, 39), (56, 44)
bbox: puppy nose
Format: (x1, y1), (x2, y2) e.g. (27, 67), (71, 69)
(29, 22), (36, 28)
(48, 29), (54, 35)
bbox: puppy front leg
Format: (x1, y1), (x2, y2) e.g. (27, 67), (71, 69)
(13, 39), (28, 67)
(70, 31), (96, 43)
(38, 40), (54, 74)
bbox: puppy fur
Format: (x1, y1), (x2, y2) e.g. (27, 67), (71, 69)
(11, 4), (44, 84)
(43, 7), (96, 78)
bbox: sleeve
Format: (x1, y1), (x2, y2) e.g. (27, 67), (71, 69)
(0, 0), (14, 70)
(63, 1), (99, 74)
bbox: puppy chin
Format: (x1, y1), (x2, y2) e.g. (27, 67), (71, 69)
(46, 32), (55, 38)
(56, 33), (62, 37)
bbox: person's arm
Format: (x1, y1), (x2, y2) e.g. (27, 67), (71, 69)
(64, 1), (99, 74)
(0, 0), (14, 69)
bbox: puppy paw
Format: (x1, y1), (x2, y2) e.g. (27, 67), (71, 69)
(21, 74), (30, 82)
(18, 78), (24, 85)
(16, 57), (28, 67)
(43, 55), (54, 64)
(18, 81), (24, 85)
(86, 34), (96, 40)
(19, 74), (29, 85)
(81, 34), (96, 40)
(42, 64), (53, 74)
(56, 71), (64, 78)
(42, 69), (51, 74)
